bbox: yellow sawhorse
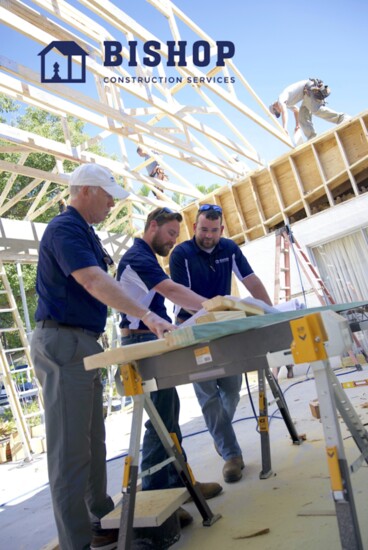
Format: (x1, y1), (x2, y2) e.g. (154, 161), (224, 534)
(103, 362), (221, 550)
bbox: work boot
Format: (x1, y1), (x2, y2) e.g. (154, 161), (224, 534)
(131, 540), (156, 550)
(222, 456), (245, 483)
(90, 527), (119, 550)
(185, 481), (223, 502)
(176, 507), (193, 528)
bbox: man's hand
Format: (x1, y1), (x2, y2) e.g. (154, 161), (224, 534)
(144, 311), (177, 338)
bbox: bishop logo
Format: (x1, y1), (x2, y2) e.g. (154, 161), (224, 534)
(38, 41), (88, 83)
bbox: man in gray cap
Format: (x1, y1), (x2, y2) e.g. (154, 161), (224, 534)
(31, 163), (175, 550)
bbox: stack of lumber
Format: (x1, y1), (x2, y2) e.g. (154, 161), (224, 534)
(195, 296), (264, 324)
(195, 310), (246, 324)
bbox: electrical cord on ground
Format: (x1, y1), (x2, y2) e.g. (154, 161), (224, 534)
(244, 372), (259, 429)
(0, 365), (363, 509)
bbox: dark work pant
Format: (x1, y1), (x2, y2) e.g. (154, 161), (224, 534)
(121, 333), (186, 490)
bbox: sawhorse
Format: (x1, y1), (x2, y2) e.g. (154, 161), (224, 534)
(287, 310), (368, 550)
(256, 361), (303, 478)
(104, 363), (221, 550)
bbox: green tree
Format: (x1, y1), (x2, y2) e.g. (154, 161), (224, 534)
(0, 105), (129, 343)
(196, 183), (221, 195)
(0, 106), (128, 227)
(0, 94), (18, 122)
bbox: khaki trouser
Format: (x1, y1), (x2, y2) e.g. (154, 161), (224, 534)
(299, 95), (349, 140)
(31, 327), (114, 550)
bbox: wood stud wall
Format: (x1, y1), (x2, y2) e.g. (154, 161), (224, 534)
(160, 112), (368, 271)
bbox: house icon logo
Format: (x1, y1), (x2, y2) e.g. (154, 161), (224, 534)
(38, 41), (89, 83)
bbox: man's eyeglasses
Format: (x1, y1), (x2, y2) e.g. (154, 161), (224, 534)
(198, 204), (222, 213)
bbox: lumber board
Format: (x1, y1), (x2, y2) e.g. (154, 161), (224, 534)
(202, 296), (264, 315)
(84, 338), (172, 370)
(84, 301), (368, 372)
(101, 488), (189, 529)
(195, 310), (246, 324)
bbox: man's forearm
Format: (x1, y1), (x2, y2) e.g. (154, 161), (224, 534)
(155, 279), (205, 311)
(73, 266), (148, 319)
(243, 275), (272, 306)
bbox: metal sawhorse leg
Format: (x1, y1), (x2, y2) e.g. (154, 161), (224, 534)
(289, 311), (367, 550)
(116, 363), (221, 550)
(311, 360), (364, 550)
(256, 361), (303, 479)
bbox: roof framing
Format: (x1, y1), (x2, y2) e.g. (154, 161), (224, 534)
(0, 0), (292, 234)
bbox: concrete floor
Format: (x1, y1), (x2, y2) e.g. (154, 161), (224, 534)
(1, 364), (368, 550)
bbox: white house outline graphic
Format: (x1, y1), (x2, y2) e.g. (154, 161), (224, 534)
(38, 41), (88, 83)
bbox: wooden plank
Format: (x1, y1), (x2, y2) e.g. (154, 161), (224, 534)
(101, 488), (189, 529)
(195, 310), (246, 324)
(314, 136), (344, 181)
(202, 296), (264, 315)
(288, 156), (311, 216)
(84, 338), (171, 370)
(334, 131), (359, 195)
(252, 171), (279, 222)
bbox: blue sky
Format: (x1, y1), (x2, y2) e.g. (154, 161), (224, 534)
(1, 0), (367, 189)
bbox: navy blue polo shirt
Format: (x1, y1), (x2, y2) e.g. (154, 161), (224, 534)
(169, 237), (254, 321)
(117, 238), (170, 329)
(35, 206), (108, 333)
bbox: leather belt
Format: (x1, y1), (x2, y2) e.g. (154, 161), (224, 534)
(120, 328), (152, 337)
(36, 320), (101, 339)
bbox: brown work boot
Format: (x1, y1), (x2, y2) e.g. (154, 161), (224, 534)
(222, 456), (245, 483)
(90, 527), (119, 549)
(176, 506), (193, 528)
(185, 481), (223, 502)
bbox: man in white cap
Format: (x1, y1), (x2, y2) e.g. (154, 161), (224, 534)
(31, 163), (175, 550)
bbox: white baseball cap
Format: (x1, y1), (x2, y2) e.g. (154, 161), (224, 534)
(69, 164), (129, 200)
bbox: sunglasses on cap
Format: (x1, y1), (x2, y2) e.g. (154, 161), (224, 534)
(198, 204), (222, 213)
(153, 207), (174, 216)
(148, 206), (183, 224)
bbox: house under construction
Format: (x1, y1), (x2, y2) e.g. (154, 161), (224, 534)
(0, 1), (368, 549)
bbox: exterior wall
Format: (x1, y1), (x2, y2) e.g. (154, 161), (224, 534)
(237, 193), (368, 308)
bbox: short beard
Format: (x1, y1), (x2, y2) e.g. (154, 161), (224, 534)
(151, 235), (171, 257)
(196, 237), (216, 250)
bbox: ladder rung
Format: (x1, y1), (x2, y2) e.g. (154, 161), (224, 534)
(24, 410), (43, 419)
(10, 366), (31, 374)
(0, 290), (8, 294)
(0, 327), (19, 333)
(18, 388), (39, 398)
(0, 307), (16, 313)
(4, 347), (27, 353)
